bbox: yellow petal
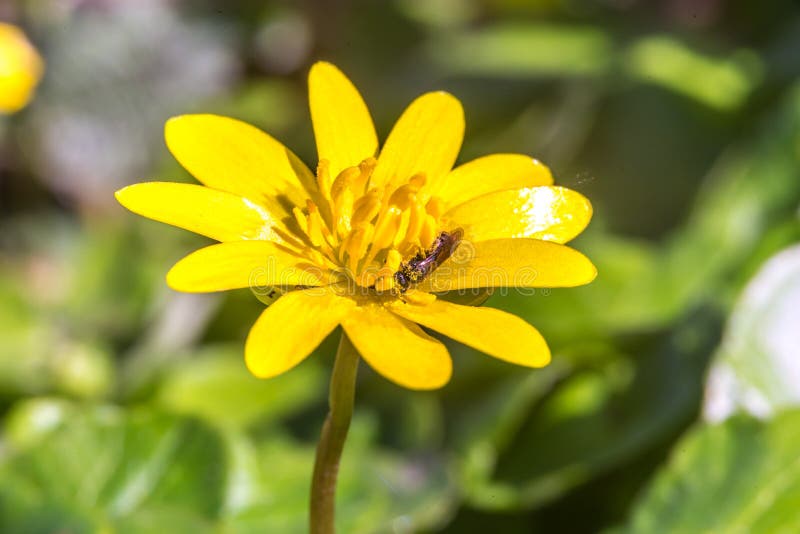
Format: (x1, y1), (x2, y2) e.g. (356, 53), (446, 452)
(342, 304), (451, 390)
(164, 114), (317, 218)
(115, 182), (283, 242)
(421, 238), (597, 291)
(309, 61), (378, 179)
(445, 186), (592, 244)
(431, 154), (553, 209)
(389, 299), (550, 367)
(245, 288), (354, 378)
(370, 92), (464, 189)
(166, 241), (333, 293)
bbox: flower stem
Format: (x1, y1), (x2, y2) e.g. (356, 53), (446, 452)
(310, 333), (359, 534)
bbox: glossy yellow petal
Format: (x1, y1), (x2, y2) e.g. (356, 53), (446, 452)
(164, 114), (317, 218)
(445, 186), (592, 244)
(370, 92), (464, 189)
(166, 241), (333, 293)
(389, 299), (550, 367)
(309, 61), (378, 179)
(115, 182), (284, 242)
(245, 288), (354, 378)
(421, 238), (597, 291)
(0, 23), (44, 113)
(342, 304), (451, 390)
(431, 154), (553, 209)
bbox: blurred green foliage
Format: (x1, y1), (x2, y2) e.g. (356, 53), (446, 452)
(2, 0), (800, 532)
(617, 410), (800, 533)
(0, 400), (453, 533)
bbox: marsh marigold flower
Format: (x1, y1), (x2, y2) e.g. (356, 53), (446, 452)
(116, 62), (596, 389)
(0, 22), (43, 114)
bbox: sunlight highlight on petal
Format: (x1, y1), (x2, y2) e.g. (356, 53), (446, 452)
(445, 186), (592, 244)
(431, 154), (553, 208)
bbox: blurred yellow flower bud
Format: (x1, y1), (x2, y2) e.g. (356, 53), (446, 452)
(0, 22), (44, 114)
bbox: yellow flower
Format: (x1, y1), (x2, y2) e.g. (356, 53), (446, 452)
(116, 62), (596, 390)
(0, 23), (44, 114)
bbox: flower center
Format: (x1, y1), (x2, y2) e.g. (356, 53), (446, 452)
(289, 158), (446, 291)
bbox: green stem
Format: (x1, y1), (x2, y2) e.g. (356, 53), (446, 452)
(310, 333), (359, 534)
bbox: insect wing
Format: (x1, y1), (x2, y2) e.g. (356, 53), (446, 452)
(431, 228), (463, 267)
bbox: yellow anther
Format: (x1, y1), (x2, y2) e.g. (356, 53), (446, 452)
(371, 206), (402, 251)
(361, 224), (376, 259)
(426, 196), (445, 220)
(331, 166), (359, 200)
(335, 189), (354, 238)
(403, 289), (436, 305)
(420, 214), (437, 249)
(316, 160), (333, 198)
(292, 206), (308, 235)
(306, 213), (324, 247)
(393, 209), (411, 248)
(305, 248), (328, 267)
(398, 241), (418, 258)
(351, 193), (381, 226)
(272, 228), (309, 252)
(358, 270), (378, 288)
(408, 172), (427, 190)
(344, 224), (374, 272)
(343, 227), (363, 274)
(374, 274), (395, 292)
(328, 167), (359, 238)
(385, 248), (402, 272)
(389, 185), (416, 210)
(403, 202), (425, 246)
(296, 155), (447, 290)
(354, 157), (377, 193)
(305, 201), (330, 248)
(306, 200), (332, 240)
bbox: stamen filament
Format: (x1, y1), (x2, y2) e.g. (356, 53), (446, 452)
(287, 158), (448, 288)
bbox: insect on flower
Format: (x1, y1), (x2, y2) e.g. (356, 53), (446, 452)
(394, 229), (463, 292)
(115, 61), (597, 390)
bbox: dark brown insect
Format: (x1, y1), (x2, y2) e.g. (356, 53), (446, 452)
(394, 229), (463, 292)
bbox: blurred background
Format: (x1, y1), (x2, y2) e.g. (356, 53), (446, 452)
(1, 0), (800, 532)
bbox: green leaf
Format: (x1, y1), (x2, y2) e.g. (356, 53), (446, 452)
(222, 415), (455, 533)
(704, 244), (800, 422)
(0, 402), (456, 533)
(427, 23), (613, 77)
(153, 344), (325, 429)
(503, 80), (800, 347)
(450, 313), (716, 512)
(499, 233), (669, 345)
(624, 37), (763, 110)
(0, 404), (225, 533)
(660, 83), (800, 308)
(0, 256), (115, 399)
(617, 410), (800, 533)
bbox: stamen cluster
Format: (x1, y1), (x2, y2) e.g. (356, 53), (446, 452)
(289, 158), (446, 291)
